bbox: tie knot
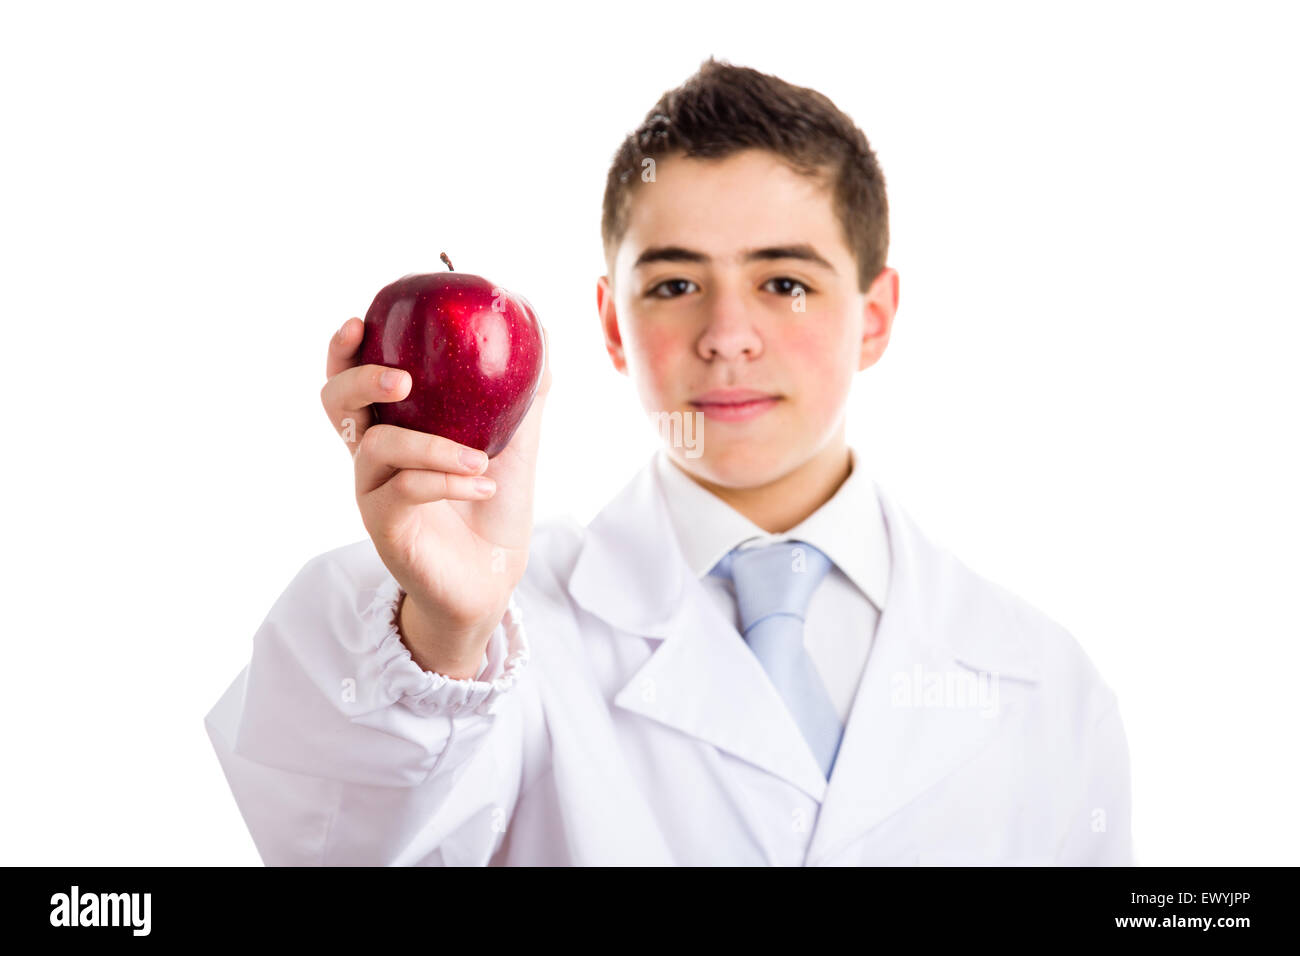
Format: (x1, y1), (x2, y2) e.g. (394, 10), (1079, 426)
(708, 539), (832, 635)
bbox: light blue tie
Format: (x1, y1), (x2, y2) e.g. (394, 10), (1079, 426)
(709, 539), (844, 778)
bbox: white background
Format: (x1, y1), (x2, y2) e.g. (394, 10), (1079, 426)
(2, 0), (1296, 866)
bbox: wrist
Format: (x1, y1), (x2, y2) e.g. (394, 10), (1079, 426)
(396, 590), (499, 680)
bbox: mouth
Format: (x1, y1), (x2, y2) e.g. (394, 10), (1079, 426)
(689, 389), (783, 423)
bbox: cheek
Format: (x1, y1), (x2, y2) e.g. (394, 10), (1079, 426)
(626, 322), (685, 389)
(776, 322), (855, 410)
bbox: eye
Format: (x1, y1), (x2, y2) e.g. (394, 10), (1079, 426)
(763, 276), (811, 296)
(647, 278), (699, 298)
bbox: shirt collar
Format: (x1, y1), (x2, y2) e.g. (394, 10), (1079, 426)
(651, 445), (892, 612)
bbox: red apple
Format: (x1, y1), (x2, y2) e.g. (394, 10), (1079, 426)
(359, 253), (545, 457)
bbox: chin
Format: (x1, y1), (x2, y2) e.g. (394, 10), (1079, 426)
(670, 439), (800, 490)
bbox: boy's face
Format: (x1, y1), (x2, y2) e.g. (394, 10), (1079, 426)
(597, 148), (898, 490)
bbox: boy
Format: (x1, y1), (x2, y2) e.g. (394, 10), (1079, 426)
(205, 58), (1132, 866)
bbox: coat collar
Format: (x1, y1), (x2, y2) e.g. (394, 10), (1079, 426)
(566, 453), (1043, 863)
(652, 445), (891, 611)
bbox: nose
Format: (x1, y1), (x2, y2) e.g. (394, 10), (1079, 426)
(696, 289), (762, 362)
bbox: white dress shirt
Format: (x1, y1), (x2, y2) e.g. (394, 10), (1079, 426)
(651, 444), (892, 723)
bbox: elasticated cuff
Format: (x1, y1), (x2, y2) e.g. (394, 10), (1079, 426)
(361, 574), (529, 718)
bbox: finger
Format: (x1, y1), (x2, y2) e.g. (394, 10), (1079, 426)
(354, 423), (490, 496)
(326, 317), (364, 379)
(368, 468), (497, 509)
(321, 363), (411, 438)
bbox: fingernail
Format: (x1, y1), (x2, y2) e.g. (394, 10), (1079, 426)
(336, 320), (350, 340)
(460, 448), (487, 471)
(475, 477), (495, 495)
(380, 369), (402, 391)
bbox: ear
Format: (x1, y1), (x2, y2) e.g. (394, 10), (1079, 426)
(858, 267), (899, 372)
(597, 275), (629, 375)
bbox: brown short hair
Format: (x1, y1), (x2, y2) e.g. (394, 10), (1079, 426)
(601, 57), (889, 293)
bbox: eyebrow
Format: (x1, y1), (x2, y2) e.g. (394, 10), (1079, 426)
(631, 243), (837, 274)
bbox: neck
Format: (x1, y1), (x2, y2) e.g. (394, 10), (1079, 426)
(673, 435), (853, 534)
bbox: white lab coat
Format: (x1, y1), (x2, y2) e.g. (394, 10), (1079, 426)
(205, 454), (1133, 866)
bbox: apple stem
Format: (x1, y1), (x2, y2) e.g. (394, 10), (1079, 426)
(440, 252), (454, 272)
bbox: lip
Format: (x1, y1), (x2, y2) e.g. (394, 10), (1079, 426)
(691, 388), (780, 405)
(689, 389), (782, 423)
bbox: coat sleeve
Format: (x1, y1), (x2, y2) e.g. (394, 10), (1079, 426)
(1054, 697), (1134, 865)
(203, 550), (531, 866)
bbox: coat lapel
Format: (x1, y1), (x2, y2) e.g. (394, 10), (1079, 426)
(803, 481), (1042, 865)
(567, 456), (830, 802)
